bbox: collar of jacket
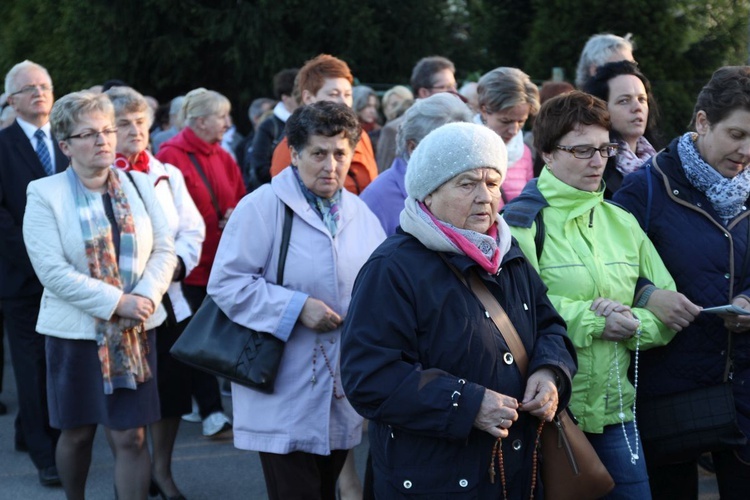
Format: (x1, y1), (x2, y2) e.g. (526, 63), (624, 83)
(537, 167), (604, 221)
(168, 126), (218, 156)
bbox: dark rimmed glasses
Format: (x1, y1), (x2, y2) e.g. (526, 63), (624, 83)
(65, 128), (118, 142)
(555, 143), (619, 159)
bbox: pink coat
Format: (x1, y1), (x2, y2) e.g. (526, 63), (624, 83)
(498, 145), (533, 210)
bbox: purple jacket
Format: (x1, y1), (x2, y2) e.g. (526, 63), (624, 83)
(360, 156), (408, 236)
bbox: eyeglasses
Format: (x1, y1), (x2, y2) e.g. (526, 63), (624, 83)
(11, 84), (53, 96)
(65, 128), (118, 142)
(555, 143), (619, 159)
(429, 83), (457, 92)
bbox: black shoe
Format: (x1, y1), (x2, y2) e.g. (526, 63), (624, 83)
(0, 400), (7, 415)
(38, 465), (61, 487)
(149, 478), (186, 500)
(14, 437), (28, 453)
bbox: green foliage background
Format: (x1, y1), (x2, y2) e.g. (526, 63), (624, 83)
(0, 0), (747, 138)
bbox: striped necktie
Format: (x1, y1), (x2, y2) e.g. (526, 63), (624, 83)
(34, 129), (54, 176)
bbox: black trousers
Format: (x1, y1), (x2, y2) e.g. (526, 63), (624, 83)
(182, 285), (224, 418)
(647, 450), (750, 499)
(259, 450), (349, 500)
(3, 294), (59, 469)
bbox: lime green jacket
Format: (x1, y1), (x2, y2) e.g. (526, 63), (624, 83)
(506, 169), (676, 433)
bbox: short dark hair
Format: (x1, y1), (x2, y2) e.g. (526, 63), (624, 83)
(410, 56), (455, 94)
(691, 66), (750, 128)
(533, 90), (610, 154)
(273, 68), (299, 100)
(583, 60), (661, 145)
(286, 101), (361, 153)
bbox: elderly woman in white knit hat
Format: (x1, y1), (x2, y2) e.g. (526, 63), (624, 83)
(340, 122), (577, 498)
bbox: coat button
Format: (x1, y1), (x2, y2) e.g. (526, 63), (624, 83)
(725, 273), (731, 279)
(673, 189), (679, 195)
(503, 352), (514, 365)
(459, 479), (469, 487)
(403, 480), (412, 489)
(512, 439), (522, 451)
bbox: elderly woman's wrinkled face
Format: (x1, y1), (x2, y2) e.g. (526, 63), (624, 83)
(424, 167), (502, 233)
(116, 110), (150, 159)
(482, 104), (530, 144)
(544, 124), (610, 192)
(695, 109), (750, 178)
(291, 133), (354, 199)
(60, 112), (116, 171)
(607, 75), (648, 145)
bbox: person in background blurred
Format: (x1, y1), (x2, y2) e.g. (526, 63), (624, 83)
(360, 92), (472, 236)
(575, 33), (635, 88)
(235, 97), (275, 186)
(477, 67), (539, 208)
(156, 88), (245, 439)
(381, 85), (414, 123)
(151, 96), (184, 154)
(583, 60), (661, 198)
(459, 81), (480, 113)
(353, 85), (381, 151)
(108, 85), (205, 500)
(247, 68), (299, 192)
(377, 56), (456, 171)
(270, 54), (378, 195)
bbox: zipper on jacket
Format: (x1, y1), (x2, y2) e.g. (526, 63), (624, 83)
(588, 207), (595, 228)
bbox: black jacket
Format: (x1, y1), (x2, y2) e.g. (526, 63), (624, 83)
(0, 120), (67, 298)
(341, 231), (577, 499)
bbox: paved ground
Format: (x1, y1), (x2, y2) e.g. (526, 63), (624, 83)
(0, 335), (718, 499)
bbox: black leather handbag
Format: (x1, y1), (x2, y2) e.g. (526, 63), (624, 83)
(638, 335), (746, 466)
(170, 203), (293, 393)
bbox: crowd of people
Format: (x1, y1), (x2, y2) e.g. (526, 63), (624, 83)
(0, 31), (749, 500)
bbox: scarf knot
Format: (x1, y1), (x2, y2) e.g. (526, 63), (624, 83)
(114, 151), (150, 173)
(292, 167), (343, 237)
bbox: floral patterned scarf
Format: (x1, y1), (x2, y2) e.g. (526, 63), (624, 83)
(66, 167), (150, 394)
(292, 166), (343, 237)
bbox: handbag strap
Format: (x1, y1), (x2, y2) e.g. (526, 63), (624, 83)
(188, 153), (223, 220)
(277, 203), (294, 284)
(440, 254), (530, 377)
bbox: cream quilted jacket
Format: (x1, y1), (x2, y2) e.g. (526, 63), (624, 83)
(23, 168), (176, 340)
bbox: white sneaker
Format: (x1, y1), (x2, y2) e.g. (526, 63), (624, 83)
(181, 400), (201, 423)
(202, 411), (232, 436)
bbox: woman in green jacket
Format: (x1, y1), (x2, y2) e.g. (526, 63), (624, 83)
(504, 91), (699, 499)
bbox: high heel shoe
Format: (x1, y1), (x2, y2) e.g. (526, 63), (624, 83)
(149, 478), (186, 500)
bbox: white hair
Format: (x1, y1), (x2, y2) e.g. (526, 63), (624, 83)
(4, 60), (51, 95)
(575, 33), (634, 88)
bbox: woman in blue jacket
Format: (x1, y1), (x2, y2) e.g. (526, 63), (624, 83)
(614, 65), (750, 499)
(341, 122), (577, 499)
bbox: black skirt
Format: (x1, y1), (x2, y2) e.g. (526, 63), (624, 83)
(46, 331), (160, 430)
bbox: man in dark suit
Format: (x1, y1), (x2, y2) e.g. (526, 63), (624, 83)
(0, 60), (66, 487)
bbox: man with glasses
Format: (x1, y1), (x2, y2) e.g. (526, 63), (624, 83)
(376, 56), (458, 171)
(0, 60), (66, 487)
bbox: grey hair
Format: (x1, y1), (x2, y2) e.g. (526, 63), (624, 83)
(50, 91), (114, 140)
(575, 33), (634, 88)
(352, 85), (378, 114)
(249, 97), (275, 122)
(4, 60), (51, 95)
(105, 86), (154, 127)
(179, 88), (231, 128)
(397, 92), (473, 159)
(477, 67), (540, 116)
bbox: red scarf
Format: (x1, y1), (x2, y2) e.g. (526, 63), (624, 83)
(114, 151), (150, 173)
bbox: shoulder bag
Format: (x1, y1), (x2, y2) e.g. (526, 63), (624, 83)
(442, 257), (614, 499)
(170, 202), (293, 393)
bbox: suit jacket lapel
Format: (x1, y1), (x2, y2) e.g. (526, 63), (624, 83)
(8, 120), (60, 178)
(52, 137), (68, 173)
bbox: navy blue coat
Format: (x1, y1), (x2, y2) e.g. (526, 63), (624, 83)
(341, 231), (577, 499)
(614, 137), (750, 459)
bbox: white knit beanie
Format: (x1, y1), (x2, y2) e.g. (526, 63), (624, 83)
(405, 122), (508, 201)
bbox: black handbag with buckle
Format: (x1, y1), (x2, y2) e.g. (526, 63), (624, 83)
(170, 202), (293, 393)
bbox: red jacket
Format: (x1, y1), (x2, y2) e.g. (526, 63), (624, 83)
(156, 127), (246, 286)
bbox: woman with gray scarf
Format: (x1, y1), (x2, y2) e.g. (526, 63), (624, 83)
(341, 122), (576, 498)
(614, 66), (750, 499)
